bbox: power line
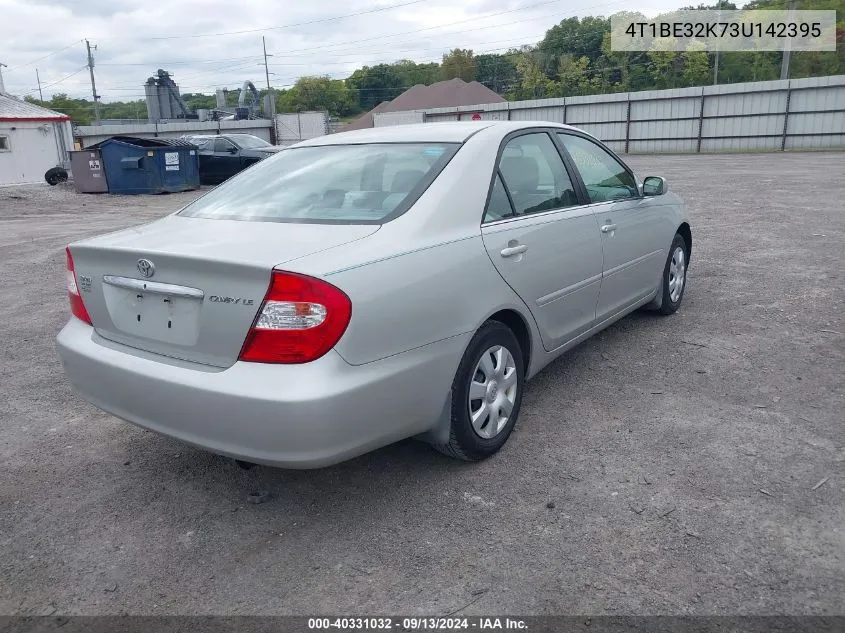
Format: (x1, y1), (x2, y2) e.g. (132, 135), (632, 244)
(98, 0), (428, 41)
(268, 0), (612, 57)
(24, 66), (87, 93)
(6, 40), (84, 71)
(96, 55), (263, 67)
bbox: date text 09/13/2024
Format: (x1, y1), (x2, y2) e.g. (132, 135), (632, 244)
(307, 617), (529, 630)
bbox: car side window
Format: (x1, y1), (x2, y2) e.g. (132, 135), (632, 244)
(497, 133), (578, 216)
(483, 173), (515, 223)
(557, 134), (638, 203)
(214, 138), (235, 153)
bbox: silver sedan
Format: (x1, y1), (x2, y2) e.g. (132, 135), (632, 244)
(57, 121), (691, 468)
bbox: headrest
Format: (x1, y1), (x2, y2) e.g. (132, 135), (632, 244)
(500, 156), (539, 192)
(390, 170), (425, 193)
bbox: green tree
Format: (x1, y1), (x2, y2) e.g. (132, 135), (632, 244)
(25, 94), (92, 125)
(391, 59), (440, 86)
(648, 38), (682, 89)
(181, 92), (218, 111)
(440, 48), (477, 82)
(346, 64), (405, 111)
(476, 53), (519, 94)
(537, 16), (610, 77)
(555, 55), (599, 95)
(509, 51), (554, 100)
(681, 42), (711, 86)
(277, 76), (357, 117)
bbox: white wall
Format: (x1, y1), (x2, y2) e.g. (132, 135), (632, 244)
(275, 112), (329, 143)
(373, 111), (425, 127)
(76, 119), (273, 147)
(0, 120), (72, 186)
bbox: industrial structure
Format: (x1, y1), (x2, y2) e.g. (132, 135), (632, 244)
(144, 69), (195, 122)
(145, 69), (266, 123)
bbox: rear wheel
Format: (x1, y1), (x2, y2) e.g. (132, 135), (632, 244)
(435, 321), (525, 461)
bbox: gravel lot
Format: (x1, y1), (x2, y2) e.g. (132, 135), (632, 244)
(1, 152), (843, 617)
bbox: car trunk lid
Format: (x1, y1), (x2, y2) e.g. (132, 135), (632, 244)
(69, 215), (378, 368)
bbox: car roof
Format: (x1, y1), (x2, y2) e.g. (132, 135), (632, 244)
(293, 121), (583, 147)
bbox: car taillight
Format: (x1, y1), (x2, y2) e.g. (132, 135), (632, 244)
(239, 271), (352, 364)
(66, 247), (92, 325)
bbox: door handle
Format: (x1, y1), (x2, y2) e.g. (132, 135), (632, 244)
(601, 223), (618, 233)
(500, 244), (528, 258)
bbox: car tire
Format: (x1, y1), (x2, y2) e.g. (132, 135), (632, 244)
(657, 233), (689, 316)
(45, 167), (67, 186)
(435, 320), (525, 462)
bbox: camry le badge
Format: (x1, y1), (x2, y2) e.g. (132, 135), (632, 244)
(137, 258), (155, 278)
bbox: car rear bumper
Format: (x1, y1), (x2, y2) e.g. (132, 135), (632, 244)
(56, 318), (466, 468)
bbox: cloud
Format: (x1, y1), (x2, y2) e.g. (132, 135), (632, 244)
(2, 0), (689, 101)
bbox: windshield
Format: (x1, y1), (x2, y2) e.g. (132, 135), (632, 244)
(178, 142), (459, 224)
(228, 134), (272, 149)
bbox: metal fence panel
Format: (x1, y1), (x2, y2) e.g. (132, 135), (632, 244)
(701, 135), (782, 151)
(631, 95), (700, 121)
(425, 113), (459, 122)
(786, 133), (845, 149)
(353, 75), (845, 153)
(566, 102), (627, 125)
(789, 111), (845, 135)
(374, 111), (425, 126)
(509, 106), (564, 122)
(790, 86), (844, 112)
(629, 138), (698, 153)
(630, 119), (699, 140)
(275, 112), (328, 142)
(575, 122), (627, 142)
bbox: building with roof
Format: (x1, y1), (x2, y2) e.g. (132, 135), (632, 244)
(0, 92), (73, 186)
(344, 78), (505, 131)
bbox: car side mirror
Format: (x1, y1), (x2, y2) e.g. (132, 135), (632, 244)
(642, 176), (667, 196)
(228, 147), (238, 154)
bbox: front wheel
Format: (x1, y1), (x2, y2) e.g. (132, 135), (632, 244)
(657, 233), (689, 315)
(435, 321), (525, 462)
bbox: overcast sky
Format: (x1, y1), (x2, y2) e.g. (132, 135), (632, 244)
(1, 0), (688, 102)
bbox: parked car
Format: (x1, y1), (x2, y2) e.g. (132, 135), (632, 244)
(183, 133), (283, 184)
(57, 121), (691, 469)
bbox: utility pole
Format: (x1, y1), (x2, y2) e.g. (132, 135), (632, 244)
(0, 62), (7, 94)
(262, 35), (276, 143)
(780, 0), (797, 80)
(36, 68), (44, 102)
(85, 39), (101, 125)
(713, 0), (721, 84)
(262, 36), (273, 93)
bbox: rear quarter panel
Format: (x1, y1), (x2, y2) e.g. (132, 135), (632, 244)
(323, 236), (533, 366)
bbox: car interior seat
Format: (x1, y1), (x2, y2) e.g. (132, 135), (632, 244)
(382, 169), (426, 212)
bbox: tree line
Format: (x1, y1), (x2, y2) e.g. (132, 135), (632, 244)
(27, 0), (844, 124)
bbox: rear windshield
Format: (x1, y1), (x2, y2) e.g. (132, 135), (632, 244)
(178, 142), (459, 224)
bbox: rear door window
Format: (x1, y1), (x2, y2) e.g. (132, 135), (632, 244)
(497, 133), (578, 216)
(483, 173), (515, 223)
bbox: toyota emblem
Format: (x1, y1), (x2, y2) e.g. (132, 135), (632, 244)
(137, 258), (155, 278)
